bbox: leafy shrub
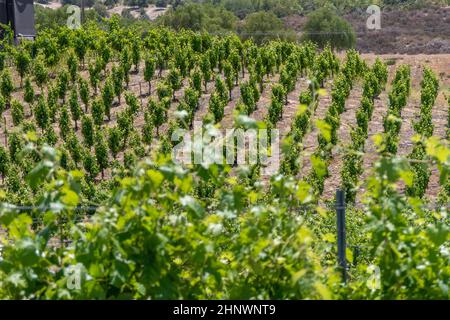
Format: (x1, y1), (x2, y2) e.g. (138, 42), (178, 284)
(302, 8), (356, 50)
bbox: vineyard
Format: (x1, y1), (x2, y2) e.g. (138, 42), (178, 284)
(0, 19), (449, 299)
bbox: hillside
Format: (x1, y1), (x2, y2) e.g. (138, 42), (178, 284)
(285, 6), (450, 54)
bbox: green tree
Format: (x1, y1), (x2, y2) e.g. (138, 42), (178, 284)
(242, 11), (295, 45)
(302, 8), (356, 50)
(159, 2), (237, 32)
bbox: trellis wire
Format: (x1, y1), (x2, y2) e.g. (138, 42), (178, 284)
(0, 200), (447, 222)
(0, 193), (447, 265)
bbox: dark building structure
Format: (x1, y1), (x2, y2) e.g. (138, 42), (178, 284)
(0, 0), (36, 41)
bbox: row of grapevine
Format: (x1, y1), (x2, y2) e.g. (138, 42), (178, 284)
(280, 83), (319, 175)
(340, 58), (388, 202)
(267, 43), (316, 125)
(278, 46), (337, 177)
(307, 49), (365, 196)
(406, 67), (439, 197)
(382, 65), (411, 155)
(313, 46), (339, 88)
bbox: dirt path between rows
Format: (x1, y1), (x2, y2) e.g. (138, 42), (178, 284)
(299, 80), (333, 178)
(277, 77), (310, 139)
(356, 91), (389, 201)
(322, 83), (363, 201)
(218, 72), (251, 130)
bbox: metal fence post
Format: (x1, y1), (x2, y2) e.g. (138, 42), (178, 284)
(4, 117), (8, 147)
(336, 189), (347, 283)
(81, 0), (85, 25)
(139, 82), (144, 110)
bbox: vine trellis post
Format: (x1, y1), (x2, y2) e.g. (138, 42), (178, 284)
(336, 189), (347, 283)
